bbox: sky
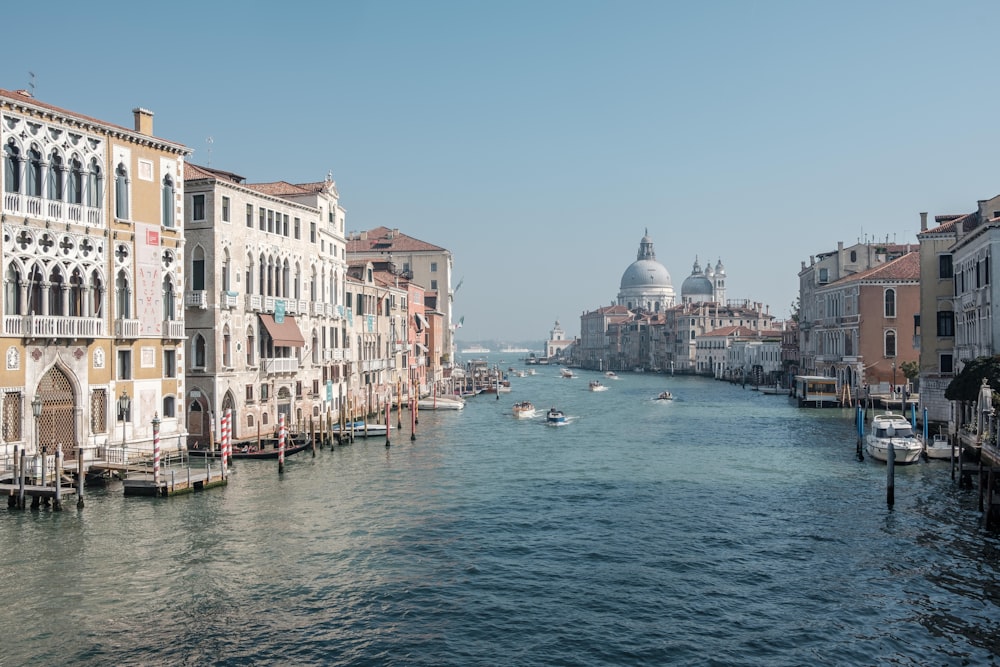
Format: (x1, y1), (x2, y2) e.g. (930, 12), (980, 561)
(5, 1), (1000, 344)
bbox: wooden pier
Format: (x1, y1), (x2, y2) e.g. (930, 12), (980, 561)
(122, 466), (227, 497)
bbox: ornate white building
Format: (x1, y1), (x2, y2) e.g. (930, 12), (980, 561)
(616, 231), (676, 312)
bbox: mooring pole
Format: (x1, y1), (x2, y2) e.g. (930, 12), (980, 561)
(886, 439), (895, 508)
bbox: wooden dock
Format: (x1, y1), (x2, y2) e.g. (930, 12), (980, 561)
(123, 465), (228, 497)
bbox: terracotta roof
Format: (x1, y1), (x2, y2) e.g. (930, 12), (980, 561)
(920, 213), (969, 237)
(183, 162), (245, 183)
(833, 251), (920, 284)
(245, 181), (313, 196)
(702, 325), (758, 337)
(346, 226), (445, 253)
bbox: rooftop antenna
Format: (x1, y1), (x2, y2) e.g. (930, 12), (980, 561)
(206, 136), (213, 167)
(28, 71), (36, 96)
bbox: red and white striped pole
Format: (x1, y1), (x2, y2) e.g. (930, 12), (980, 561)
(224, 408), (233, 470)
(152, 413), (161, 492)
(278, 413), (286, 474)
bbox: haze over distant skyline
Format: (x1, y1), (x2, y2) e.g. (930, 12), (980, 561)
(4, 1), (999, 341)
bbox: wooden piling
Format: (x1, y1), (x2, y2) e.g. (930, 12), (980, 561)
(53, 448), (63, 511)
(886, 439), (895, 507)
(76, 447), (84, 508)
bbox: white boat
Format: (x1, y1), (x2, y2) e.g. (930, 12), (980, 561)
(417, 396), (465, 410)
(924, 433), (956, 460)
(546, 408), (567, 425)
(460, 345), (491, 354)
(527, 369), (537, 376)
(560, 368), (575, 378)
(605, 371), (620, 380)
(865, 413), (923, 464)
(589, 380), (608, 392)
(655, 391), (674, 401)
(760, 383), (790, 395)
(501, 347), (532, 354)
(512, 401), (537, 419)
(331, 421), (388, 437)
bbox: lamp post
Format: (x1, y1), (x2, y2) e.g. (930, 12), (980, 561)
(118, 390), (130, 451)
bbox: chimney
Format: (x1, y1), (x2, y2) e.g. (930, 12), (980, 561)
(920, 211), (928, 232)
(132, 107), (154, 135)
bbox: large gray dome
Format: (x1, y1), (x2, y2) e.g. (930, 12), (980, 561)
(620, 259), (673, 289)
(680, 257), (714, 301)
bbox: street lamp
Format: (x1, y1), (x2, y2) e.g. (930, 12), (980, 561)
(118, 390), (130, 450)
(31, 394), (43, 458)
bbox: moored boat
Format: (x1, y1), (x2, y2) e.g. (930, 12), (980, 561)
(189, 437), (311, 459)
(865, 413), (923, 464)
(546, 408), (567, 425)
(331, 421), (389, 437)
(924, 433), (956, 460)
(416, 396), (466, 410)
(512, 401), (537, 419)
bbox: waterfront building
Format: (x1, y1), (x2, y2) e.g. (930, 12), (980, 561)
(950, 198), (1000, 369)
(546, 320), (575, 361)
(182, 164), (348, 445)
(797, 240), (917, 381)
(347, 227), (455, 365)
(916, 211), (963, 426)
(1, 89), (189, 464)
(577, 305), (630, 371)
(806, 250), (920, 397)
(663, 300), (777, 374)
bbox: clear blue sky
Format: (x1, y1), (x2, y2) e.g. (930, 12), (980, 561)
(5, 1), (999, 343)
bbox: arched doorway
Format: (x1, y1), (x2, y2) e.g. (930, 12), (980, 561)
(277, 386), (292, 431)
(221, 391), (236, 440)
(38, 366), (77, 459)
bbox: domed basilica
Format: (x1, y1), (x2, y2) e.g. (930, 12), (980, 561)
(616, 231), (726, 311)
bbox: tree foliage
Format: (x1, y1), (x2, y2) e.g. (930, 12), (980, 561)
(944, 355), (1000, 402)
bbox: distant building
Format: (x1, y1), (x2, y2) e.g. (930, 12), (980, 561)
(546, 320), (574, 360)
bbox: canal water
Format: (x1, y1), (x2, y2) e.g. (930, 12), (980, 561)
(3, 362), (1000, 666)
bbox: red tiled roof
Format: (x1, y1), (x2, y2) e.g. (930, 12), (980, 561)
(703, 325), (758, 337)
(920, 213), (969, 237)
(834, 251), (920, 284)
(347, 226), (445, 253)
(183, 162), (245, 183)
(245, 181), (313, 196)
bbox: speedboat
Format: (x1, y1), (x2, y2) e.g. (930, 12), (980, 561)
(512, 401), (537, 419)
(605, 371), (619, 380)
(546, 408), (567, 425)
(560, 368), (575, 378)
(655, 391), (673, 401)
(589, 380), (608, 392)
(924, 433), (956, 460)
(865, 413), (924, 464)
(416, 396), (465, 410)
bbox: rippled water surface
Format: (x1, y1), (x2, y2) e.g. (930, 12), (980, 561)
(3, 365), (1000, 666)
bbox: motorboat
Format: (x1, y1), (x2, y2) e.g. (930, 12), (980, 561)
(331, 421), (389, 437)
(560, 368), (575, 378)
(865, 413), (924, 464)
(417, 396), (465, 410)
(512, 401), (537, 419)
(924, 433), (956, 460)
(589, 380), (608, 392)
(546, 408), (567, 425)
(759, 383), (790, 396)
(655, 391), (674, 401)
(605, 371), (619, 380)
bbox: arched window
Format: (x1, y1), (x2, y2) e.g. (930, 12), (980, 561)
(311, 330), (319, 365)
(115, 162), (129, 219)
(258, 255), (266, 297)
(247, 414), (255, 429)
(194, 333), (207, 368)
(26, 264), (43, 316)
(47, 151), (64, 201)
(885, 329), (897, 357)
(116, 269), (131, 319)
(48, 265), (65, 316)
(245, 252), (254, 293)
(69, 268), (84, 317)
(192, 246), (205, 291)
(162, 174), (174, 228)
(28, 148), (42, 197)
(4, 265), (22, 315)
(68, 158), (83, 205)
(246, 325), (255, 365)
(87, 158), (103, 208)
(223, 325), (232, 367)
(163, 276), (175, 321)
(162, 395), (176, 418)
(90, 270), (104, 318)
(884, 288), (896, 318)
(3, 143), (20, 193)
(222, 250), (231, 292)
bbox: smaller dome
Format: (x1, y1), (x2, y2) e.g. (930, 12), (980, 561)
(681, 274), (714, 297)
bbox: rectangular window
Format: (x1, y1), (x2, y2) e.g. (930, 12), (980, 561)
(259, 209), (266, 231)
(117, 349), (132, 380)
(260, 384), (270, 401)
(310, 222), (317, 243)
(246, 204), (253, 228)
(294, 217), (301, 239)
(267, 210), (274, 234)
(164, 349), (176, 378)
(430, 280), (438, 291)
(937, 311), (955, 337)
(940, 353), (954, 374)
(245, 384), (254, 401)
(296, 381), (302, 397)
(312, 379), (320, 395)
(939, 254), (953, 279)
(192, 194), (205, 221)
(222, 196), (230, 222)
(431, 262), (438, 272)
(283, 214), (289, 236)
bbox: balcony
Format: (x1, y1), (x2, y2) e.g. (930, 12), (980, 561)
(114, 318), (141, 339)
(262, 357), (299, 374)
(7, 314), (105, 339)
(3, 192), (104, 228)
(246, 294), (262, 312)
(220, 291), (238, 309)
(185, 291), (208, 309)
(163, 320), (185, 339)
